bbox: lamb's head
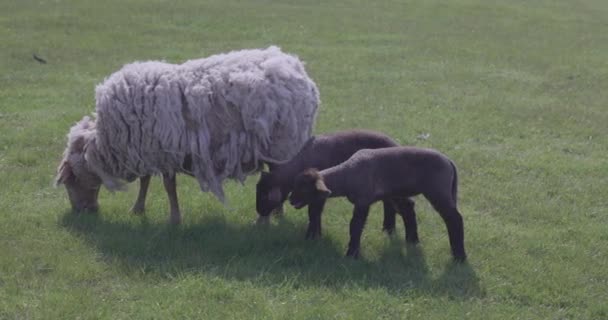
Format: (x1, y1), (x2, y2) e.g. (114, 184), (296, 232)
(256, 171), (286, 217)
(55, 117), (102, 213)
(289, 169), (331, 209)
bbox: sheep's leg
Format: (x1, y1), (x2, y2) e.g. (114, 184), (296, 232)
(425, 193), (466, 262)
(162, 172), (181, 225)
(346, 204), (370, 258)
(305, 199), (326, 239)
(394, 197), (419, 244)
(382, 199), (396, 234)
(130, 175), (151, 215)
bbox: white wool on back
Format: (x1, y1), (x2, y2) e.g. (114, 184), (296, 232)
(85, 46), (320, 201)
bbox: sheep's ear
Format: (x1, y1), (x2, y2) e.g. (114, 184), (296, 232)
(315, 179), (332, 197)
(268, 187), (282, 202)
(55, 160), (73, 186)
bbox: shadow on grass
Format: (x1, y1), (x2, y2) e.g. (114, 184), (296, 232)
(59, 211), (482, 299)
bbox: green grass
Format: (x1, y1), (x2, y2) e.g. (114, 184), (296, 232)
(1, 0), (607, 319)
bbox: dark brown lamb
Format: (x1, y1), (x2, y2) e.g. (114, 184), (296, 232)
(289, 146), (466, 261)
(256, 130), (413, 239)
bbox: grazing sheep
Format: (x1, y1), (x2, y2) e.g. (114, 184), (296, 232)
(256, 130), (415, 239)
(55, 46), (320, 224)
(289, 146), (466, 261)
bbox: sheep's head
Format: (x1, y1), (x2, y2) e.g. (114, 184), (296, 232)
(256, 171), (285, 217)
(55, 117), (102, 213)
(289, 169), (331, 209)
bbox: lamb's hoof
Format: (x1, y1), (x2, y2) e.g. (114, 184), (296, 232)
(74, 207), (98, 215)
(453, 254), (467, 263)
(406, 236), (420, 244)
(256, 215), (271, 225)
(130, 206), (145, 215)
(271, 206), (284, 216)
(345, 247), (360, 259)
(305, 229), (321, 240)
(382, 227), (395, 235)
(169, 215), (182, 225)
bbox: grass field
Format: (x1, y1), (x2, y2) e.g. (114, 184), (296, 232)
(1, 0), (607, 319)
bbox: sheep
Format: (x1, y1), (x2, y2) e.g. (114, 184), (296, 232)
(288, 146), (466, 261)
(256, 130), (415, 239)
(55, 46), (320, 224)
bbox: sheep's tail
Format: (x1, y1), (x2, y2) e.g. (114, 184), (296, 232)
(450, 160), (458, 205)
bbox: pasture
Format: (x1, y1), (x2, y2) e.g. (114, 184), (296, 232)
(1, 0), (607, 318)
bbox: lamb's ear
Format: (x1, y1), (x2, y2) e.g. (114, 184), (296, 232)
(315, 179), (332, 197)
(55, 160), (73, 186)
(268, 187), (282, 202)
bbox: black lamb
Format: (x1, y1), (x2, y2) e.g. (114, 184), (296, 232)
(289, 146), (466, 261)
(256, 130), (413, 239)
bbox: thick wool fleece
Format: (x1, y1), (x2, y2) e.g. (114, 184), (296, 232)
(82, 46), (319, 201)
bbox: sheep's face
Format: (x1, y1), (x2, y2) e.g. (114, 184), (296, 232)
(256, 172), (284, 217)
(289, 169), (331, 209)
(55, 148), (102, 213)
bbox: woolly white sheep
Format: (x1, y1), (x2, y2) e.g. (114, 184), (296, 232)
(55, 46), (320, 224)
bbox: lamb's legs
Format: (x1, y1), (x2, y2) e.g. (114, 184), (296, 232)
(305, 199), (326, 239)
(130, 175), (151, 215)
(393, 197), (419, 244)
(425, 193), (466, 262)
(271, 203), (285, 216)
(442, 209), (466, 262)
(382, 199), (397, 234)
(162, 172), (181, 225)
(346, 204), (371, 258)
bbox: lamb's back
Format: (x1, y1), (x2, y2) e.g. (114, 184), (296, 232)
(339, 146), (449, 186)
(306, 130), (398, 169)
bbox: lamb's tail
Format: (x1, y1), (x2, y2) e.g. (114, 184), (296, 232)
(450, 160), (458, 205)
